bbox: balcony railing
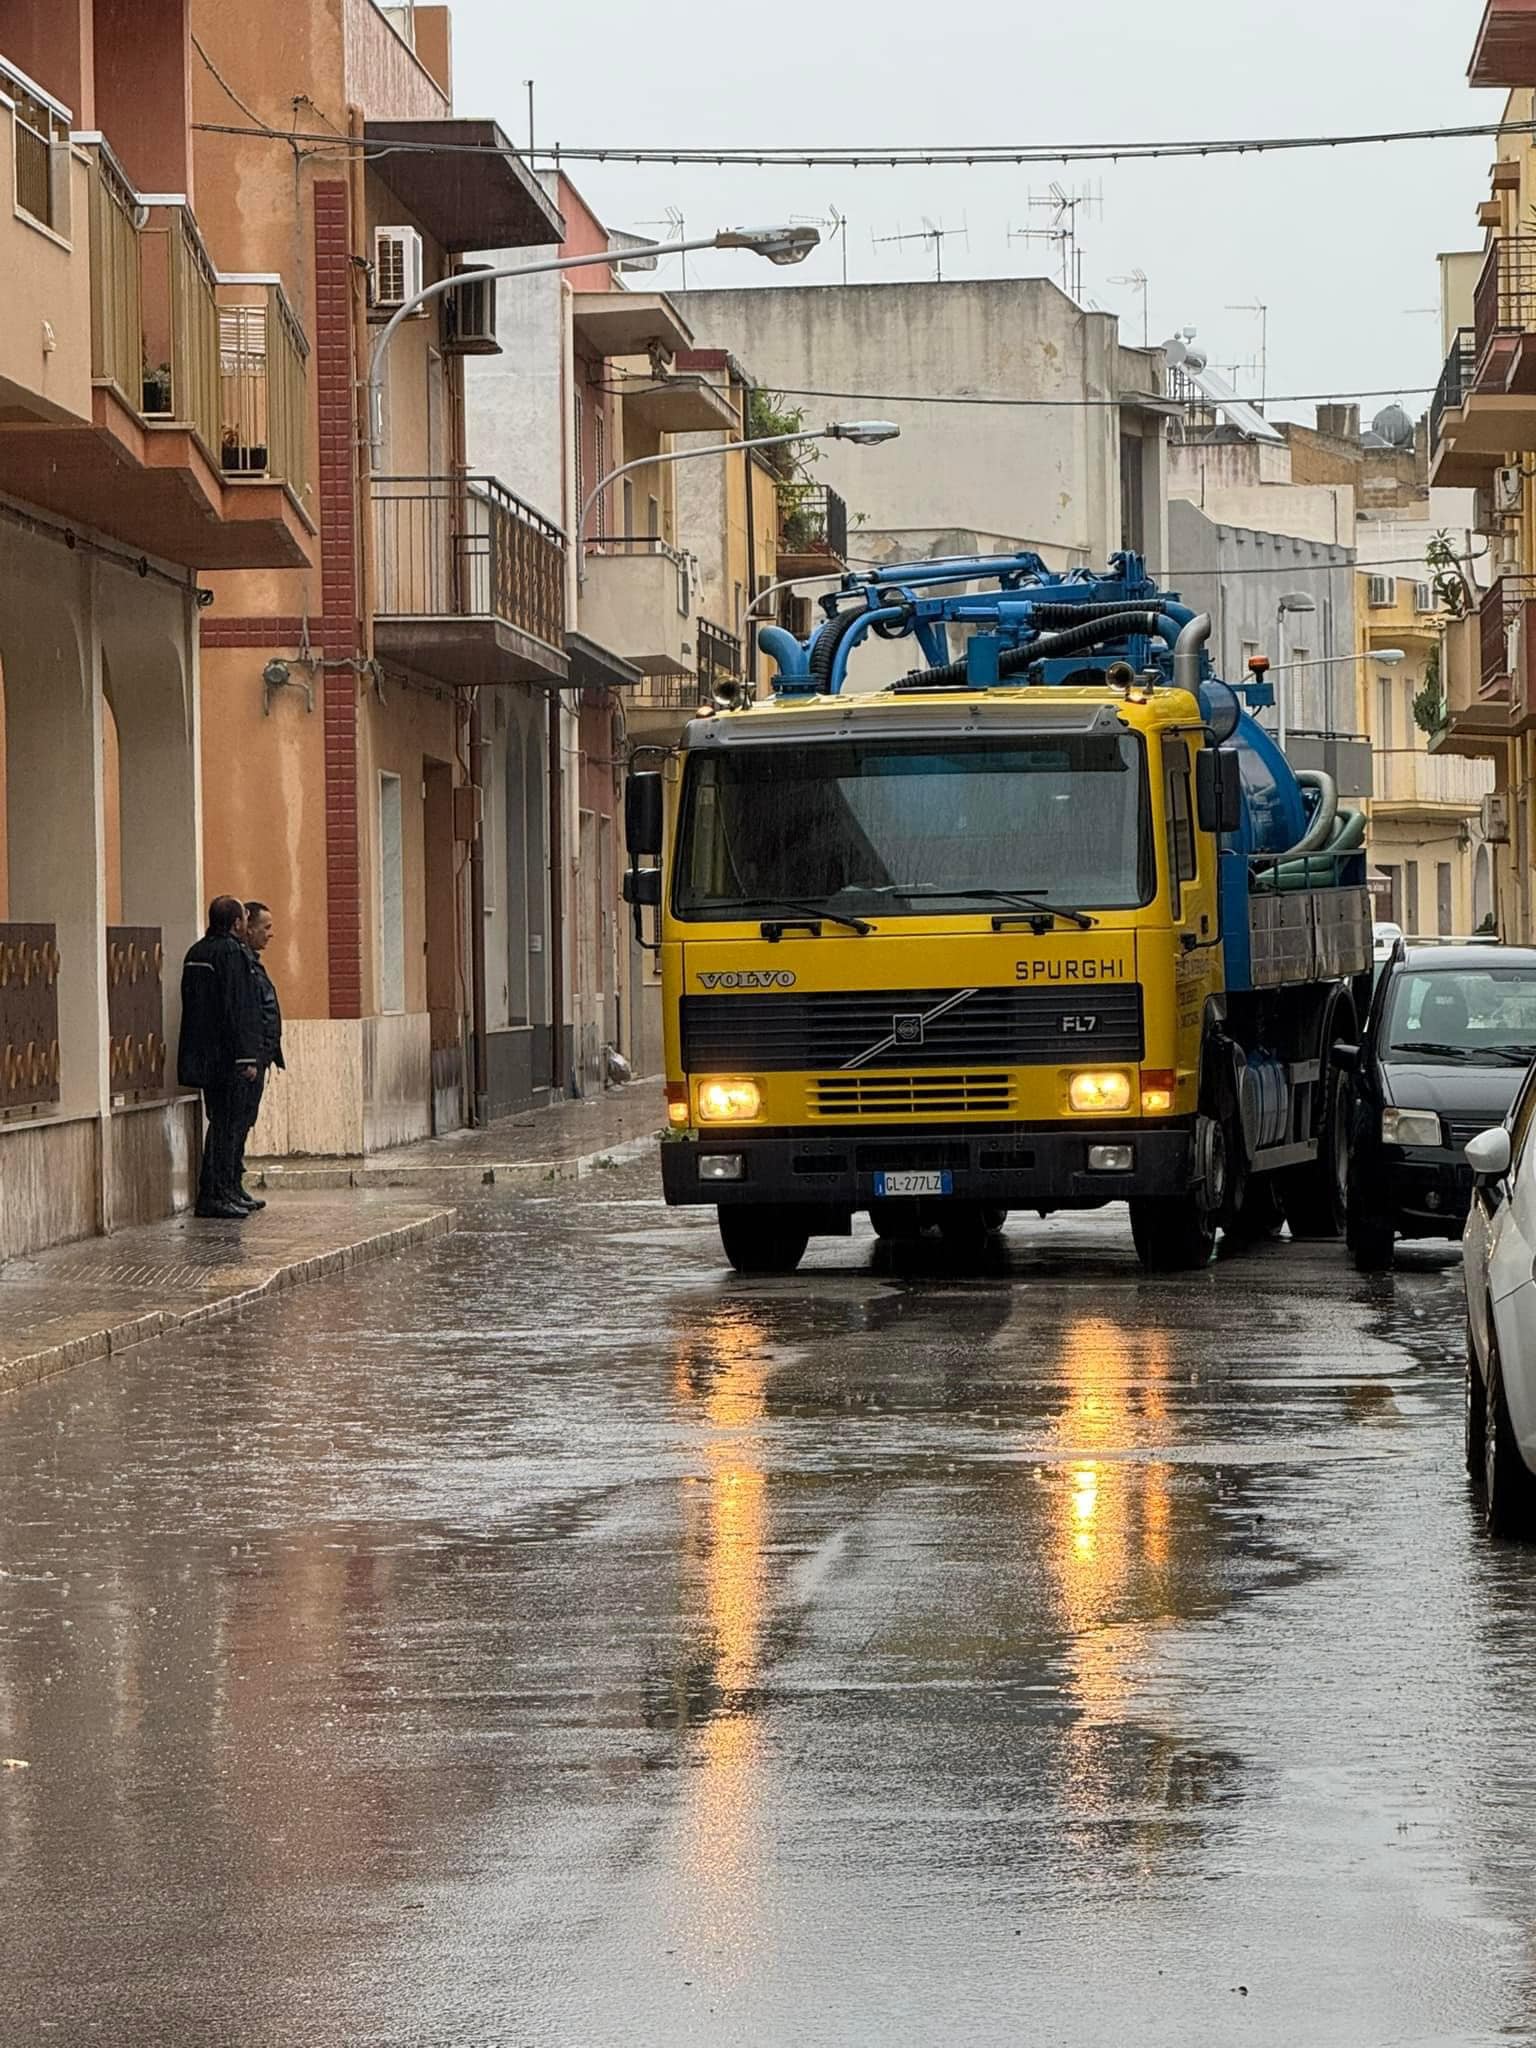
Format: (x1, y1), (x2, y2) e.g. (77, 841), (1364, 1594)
(1475, 234), (1536, 361)
(107, 926), (165, 1101)
(1374, 747), (1492, 809)
(216, 279), (310, 496)
(79, 137), (309, 494)
(0, 923), (61, 1119)
(629, 673), (711, 712)
(8, 59), (69, 232)
(698, 618), (742, 687)
(777, 484), (849, 564)
(374, 475), (566, 647)
(1431, 327), (1475, 448)
(1481, 574), (1535, 699)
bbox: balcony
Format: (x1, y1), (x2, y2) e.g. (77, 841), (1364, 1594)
(619, 372), (738, 435)
(1436, 599), (1516, 757)
(1373, 746), (1493, 814)
(776, 484), (850, 578)
(579, 537), (696, 677)
(1471, 0), (1536, 84)
(1431, 239), (1536, 485)
(373, 475), (568, 688)
(0, 137), (312, 568)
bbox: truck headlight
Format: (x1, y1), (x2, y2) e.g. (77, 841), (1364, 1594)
(697, 1078), (762, 1123)
(1382, 1107), (1443, 1148)
(1069, 1071), (1133, 1113)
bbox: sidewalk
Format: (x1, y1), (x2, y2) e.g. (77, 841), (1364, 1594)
(255, 1079), (663, 1192)
(0, 1084), (663, 1400)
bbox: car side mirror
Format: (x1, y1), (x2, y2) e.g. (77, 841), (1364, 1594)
(1196, 746), (1243, 835)
(1466, 1126), (1513, 1184)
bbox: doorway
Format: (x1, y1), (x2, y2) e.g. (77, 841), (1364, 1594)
(422, 758), (462, 1132)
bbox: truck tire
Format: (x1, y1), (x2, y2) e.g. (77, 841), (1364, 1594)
(1129, 1195), (1215, 1272)
(718, 1207), (810, 1275)
(1347, 1206), (1394, 1272)
(1279, 1066), (1351, 1241)
(868, 1201), (923, 1242)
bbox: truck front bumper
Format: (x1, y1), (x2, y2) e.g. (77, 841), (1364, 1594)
(661, 1122), (1197, 1210)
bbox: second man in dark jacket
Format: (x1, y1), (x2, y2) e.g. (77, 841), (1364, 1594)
(236, 900), (286, 1211)
(177, 896), (265, 1219)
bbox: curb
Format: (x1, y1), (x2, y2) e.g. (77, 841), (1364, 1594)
(0, 1208), (457, 1402)
(255, 1128), (661, 1194)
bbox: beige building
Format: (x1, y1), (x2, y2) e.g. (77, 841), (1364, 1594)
(1355, 567), (1494, 937)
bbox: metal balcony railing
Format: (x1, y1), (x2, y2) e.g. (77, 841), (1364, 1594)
(7, 58), (69, 232)
(82, 139), (142, 404)
(106, 926), (165, 1100)
(697, 618), (742, 687)
(776, 484), (849, 563)
(1476, 234), (1536, 359)
(0, 923), (61, 1118)
(216, 279), (310, 496)
(374, 475), (566, 647)
(630, 673), (711, 711)
(1480, 574), (1536, 698)
(1431, 327), (1475, 448)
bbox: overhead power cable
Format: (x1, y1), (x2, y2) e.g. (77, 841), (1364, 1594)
(189, 113), (1536, 169)
(602, 378), (1437, 411)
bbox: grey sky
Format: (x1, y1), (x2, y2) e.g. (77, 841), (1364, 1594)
(448, 0), (1499, 427)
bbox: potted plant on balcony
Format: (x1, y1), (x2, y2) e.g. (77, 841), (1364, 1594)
(141, 355), (172, 416)
(220, 427), (267, 475)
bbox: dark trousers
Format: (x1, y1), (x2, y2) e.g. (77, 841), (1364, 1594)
(199, 1072), (263, 1208)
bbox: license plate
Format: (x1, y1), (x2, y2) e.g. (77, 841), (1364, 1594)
(873, 1170), (952, 1198)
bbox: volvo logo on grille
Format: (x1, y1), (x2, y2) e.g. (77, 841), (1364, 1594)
(894, 1014), (924, 1046)
(843, 988), (980, 1069)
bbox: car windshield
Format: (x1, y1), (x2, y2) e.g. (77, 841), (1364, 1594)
(1384, 965), (1536, 1067)
(673, 734), (1153, 919)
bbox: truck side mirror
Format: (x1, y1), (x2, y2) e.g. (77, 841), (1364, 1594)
(625, 771), (664, 858)
(621, 868), (661, 909)
(1196, 746), (1242, 835)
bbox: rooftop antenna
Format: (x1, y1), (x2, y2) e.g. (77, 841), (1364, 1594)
(1226, 298), (1269, 413)
(1109, 267), (1150, 348)
(1019, 181), (1102, 299)
(523, 78), (535, 157)
(640, 206), (688, 287)
(872, 215), (967, 283)
(793, 204), (849, 284)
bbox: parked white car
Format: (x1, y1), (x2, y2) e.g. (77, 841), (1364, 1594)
(1464, 1068), (1536, 1534)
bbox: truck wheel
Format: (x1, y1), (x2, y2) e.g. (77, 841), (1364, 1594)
(1347, 1207), (1395, 1272)
(868, 1201), (923, 1242)
(1279, 1067), (1350, 1241)
(717, 1207), (810, 1275)
(938, 1204), (991, 1254)
(1129, 1195), (1215, 1272)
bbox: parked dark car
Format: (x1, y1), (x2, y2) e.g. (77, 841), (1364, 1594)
(1343, 944), (1536, 1271)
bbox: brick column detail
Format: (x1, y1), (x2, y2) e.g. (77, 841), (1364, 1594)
(314, 180), (363, 1020)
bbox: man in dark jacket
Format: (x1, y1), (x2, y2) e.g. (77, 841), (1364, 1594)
(178, 896), (264, 1220)
(234, 900), (286, 1212)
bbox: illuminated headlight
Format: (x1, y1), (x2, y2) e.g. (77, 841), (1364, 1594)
(1382, 1106), (1443, 1148)
(1069, 1071), (1133, 1114)
(697, 1078), (762, 1123)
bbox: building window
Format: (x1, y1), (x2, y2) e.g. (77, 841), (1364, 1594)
(622, 478), (635, 539)
(594, 410), (607, 538)
(1437, 861), (1453, 936)
(1405, 861), (1420, 937)
(1380, 863), (1402, 926)
(378, 772), (405, 1014)
(1377, 678), (1394, 753)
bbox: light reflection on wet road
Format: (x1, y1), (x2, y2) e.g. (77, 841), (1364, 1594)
(3, 1166), (1535, 2045)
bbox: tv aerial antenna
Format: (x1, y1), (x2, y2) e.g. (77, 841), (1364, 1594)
(638, 206), (689, 286)
(1012, 181), (1102, 299)
(873, 214), (968, 283)
(793, 205), (849, 284)
(1109, 267), (1150, 348)
(1226, 298), (1269, 412)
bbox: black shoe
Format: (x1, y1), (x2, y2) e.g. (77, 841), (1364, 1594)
(236, 1192), (267, 1212)
(194, 1200), (248, 1220)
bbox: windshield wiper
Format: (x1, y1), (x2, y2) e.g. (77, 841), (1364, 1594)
(724, 896), (873, 936)
(884, 885), (1096, 931)
(1390, 1040), (1473, 1061)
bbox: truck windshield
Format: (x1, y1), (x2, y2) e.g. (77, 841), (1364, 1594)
(674, 734), (1153, 919)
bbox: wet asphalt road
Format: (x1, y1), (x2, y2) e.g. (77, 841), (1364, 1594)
(3, 1167), (1535, 2046)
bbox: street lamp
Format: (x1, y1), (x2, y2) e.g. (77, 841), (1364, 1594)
(366, 224), (821, 463)
(1265, 640), (1405, 751)
(575, 420), (900, 591)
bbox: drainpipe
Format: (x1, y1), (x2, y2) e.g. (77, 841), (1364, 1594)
(547, 686), (566, 1097)
(468, 689), (490, 1127)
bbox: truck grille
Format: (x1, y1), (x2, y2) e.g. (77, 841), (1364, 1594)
(810, 1072), (1016, 1118)
(682, 983), (1142, 1071)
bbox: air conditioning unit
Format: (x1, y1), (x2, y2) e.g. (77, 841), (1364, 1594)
(1367, 574), (1397, 609)
(1413, 581), (1437, 614)
(1482, 791), (1511, 844)
(1496, 465), (1525, 514)
(442, 266), (500, 355)
(372, 226), (425, 316)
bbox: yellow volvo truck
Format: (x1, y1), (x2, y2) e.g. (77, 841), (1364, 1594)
(623, 553), (1371, 1273)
